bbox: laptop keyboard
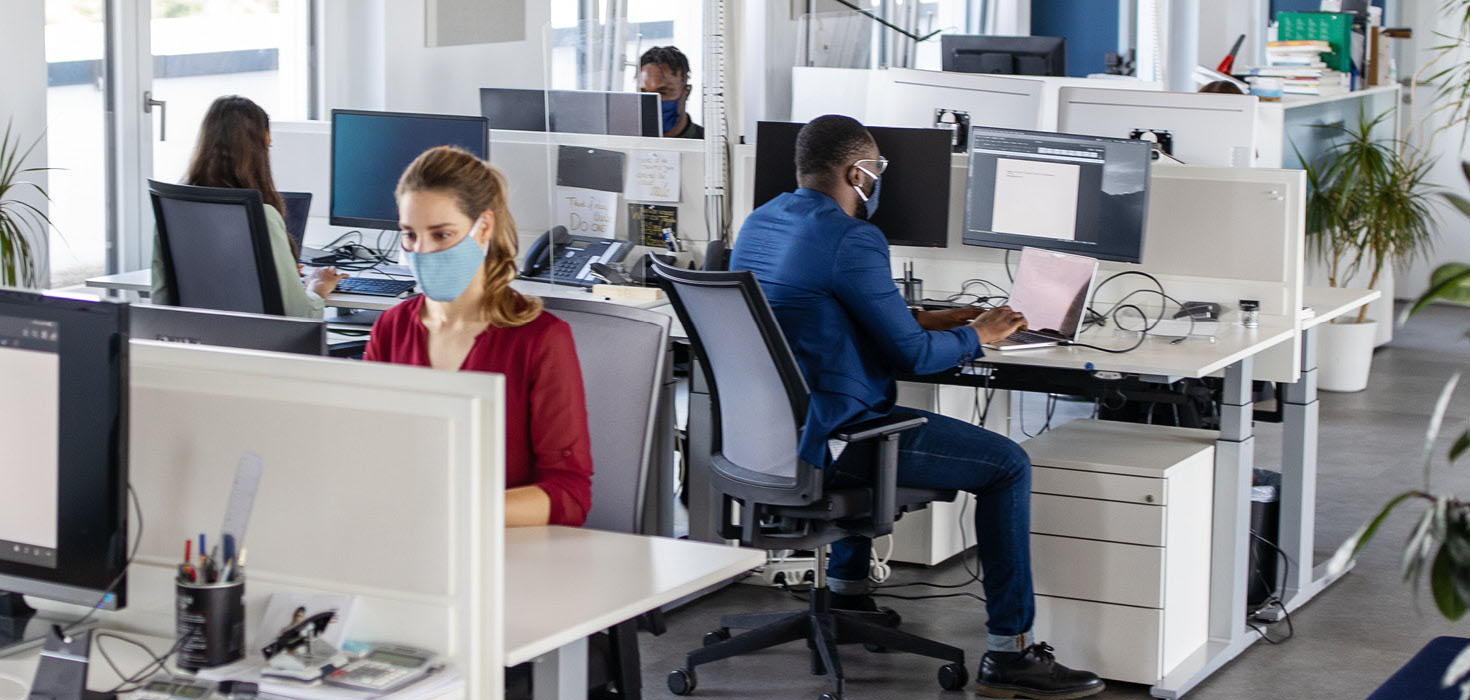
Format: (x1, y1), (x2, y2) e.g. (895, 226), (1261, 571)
(1004, 330), (1062, 345)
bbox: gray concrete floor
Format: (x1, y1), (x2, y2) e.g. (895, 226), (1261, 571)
(637, 304), (1470, 700)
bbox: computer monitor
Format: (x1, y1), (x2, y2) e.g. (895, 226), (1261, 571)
(752, 121), (952, 248)
(0, 291), (129, 652)
(1056, 87), (1259, 167)
(479, 88), (661, 137)
(130, 304), (327, 356)
(941, 34), (1067, 77)
(962, 126), (1151, 263)
(330, 109), (490, 230)
(281, 191), (312, 252)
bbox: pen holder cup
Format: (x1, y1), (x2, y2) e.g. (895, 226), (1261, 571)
(896, 277), (924, 307)
(176, 577), (245, 671)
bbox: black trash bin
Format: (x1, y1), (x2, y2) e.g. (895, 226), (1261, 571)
(1248, 469), (1282, 613)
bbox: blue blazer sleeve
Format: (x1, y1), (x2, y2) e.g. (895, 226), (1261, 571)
(831, 226), (981, 375)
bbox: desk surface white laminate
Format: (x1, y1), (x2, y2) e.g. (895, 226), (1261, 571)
(974, 315), (1295, 378)
(502, 527), (763, 667)
(0, 633), (167, 699)
(85, 270), (669, 311)
(1302, 286), (1381, 330)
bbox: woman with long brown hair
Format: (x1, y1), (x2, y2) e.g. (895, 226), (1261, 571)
(150, 95), (344, 317)
(363, 146), (592, 527)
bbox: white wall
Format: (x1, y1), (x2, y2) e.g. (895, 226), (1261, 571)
(0, 0), (50, 286)
(1397, 2), (1470, 301)
(321, 0), (550, 116)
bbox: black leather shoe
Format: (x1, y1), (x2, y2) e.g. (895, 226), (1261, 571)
(975, 643), (1105, 699)
(829, 593), (902, 628)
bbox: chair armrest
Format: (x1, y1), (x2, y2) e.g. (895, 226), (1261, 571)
(834, 414), (926, 538)
(833, 414), (927, 443)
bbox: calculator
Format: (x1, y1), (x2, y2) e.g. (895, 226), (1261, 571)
(324, 644), (440, 694)
(130, 677), (217, 699)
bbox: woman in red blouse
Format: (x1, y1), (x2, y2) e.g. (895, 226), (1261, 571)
(364, 146), (593, 527)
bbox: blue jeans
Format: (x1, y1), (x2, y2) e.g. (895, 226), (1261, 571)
(825, 407), (1035, 643)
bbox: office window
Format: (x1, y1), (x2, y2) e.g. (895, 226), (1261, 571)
(150, 0), (312, 184)
(548, 0), (702, 124)
(44, 0), (107, 288)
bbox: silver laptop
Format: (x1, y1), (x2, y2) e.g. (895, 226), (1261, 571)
(985, 247), (1098, 351)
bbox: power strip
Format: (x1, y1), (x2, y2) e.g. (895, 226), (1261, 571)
(744, 556), (817, 588)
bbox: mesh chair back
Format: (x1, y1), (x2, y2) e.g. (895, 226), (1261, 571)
(541, 298), (670, 534)
(654, 264), (822, 505)
(149, 180), (284, 315)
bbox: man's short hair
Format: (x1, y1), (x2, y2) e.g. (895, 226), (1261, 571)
(639, 46), (691, 81)
(795, 115), (873, 184)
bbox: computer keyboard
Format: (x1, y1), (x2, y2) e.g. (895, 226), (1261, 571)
(335, 277), (417, 297)
(1004, 330), (1062, 345)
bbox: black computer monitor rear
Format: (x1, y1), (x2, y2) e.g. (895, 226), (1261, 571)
(281, 191), (312, 251)
(480, 88), (661, 136)
(753, 121), (951, 248)
(0, 291), (129, 654)
(941, 34), (1066, 77)
(129, 304), (327, 356)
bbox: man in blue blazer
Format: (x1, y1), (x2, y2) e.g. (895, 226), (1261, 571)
(731, 115), (1103, 699)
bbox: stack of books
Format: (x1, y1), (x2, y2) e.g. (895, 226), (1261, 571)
(1238, 40), (1348, 96)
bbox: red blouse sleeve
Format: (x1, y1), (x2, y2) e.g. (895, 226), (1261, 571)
(527, 319), (594, 526)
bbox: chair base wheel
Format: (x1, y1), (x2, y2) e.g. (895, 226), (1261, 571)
(703, 628), (731, 647)
(938, 662), (969, 691)
(668, 668), (697, 695)
(819, 693), (842, 700)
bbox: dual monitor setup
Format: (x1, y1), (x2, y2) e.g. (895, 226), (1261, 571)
(752, 122), (1151, 263)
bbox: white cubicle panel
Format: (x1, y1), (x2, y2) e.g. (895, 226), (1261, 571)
(120, 341), (505, 698)
(269, 120), (332, 206)
(1056, 88), (1260, 167)
(865, 68), (1046, 132)
(790, 66), (878, 123)
(1029, 75), (1161, 131)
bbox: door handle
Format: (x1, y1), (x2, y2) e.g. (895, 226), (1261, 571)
(144, 91), (167, 141)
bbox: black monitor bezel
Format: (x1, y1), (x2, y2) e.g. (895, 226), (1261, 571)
(752, 121), (952, 249)
(0, 291), (129, 610)
(329, 108), (490, 231)
(960, 125), (1151, 264)
(941, 34), (1067, 77)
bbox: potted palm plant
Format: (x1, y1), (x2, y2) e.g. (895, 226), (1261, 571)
(0, 120), (50, 288)
(1301, 111), (1438, 392)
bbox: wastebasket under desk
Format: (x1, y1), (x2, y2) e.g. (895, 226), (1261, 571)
(1022, 419), (1216, 686)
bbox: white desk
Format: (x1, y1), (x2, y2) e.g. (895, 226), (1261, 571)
(0, 632), (149, 700)
(83, 270), (669, 311)
(504, 527), (763, 700)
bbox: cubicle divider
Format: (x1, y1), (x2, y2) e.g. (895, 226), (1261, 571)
(73, 341), (506, 698)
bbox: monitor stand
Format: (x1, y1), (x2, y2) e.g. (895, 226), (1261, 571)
(0, 592), (91, 660)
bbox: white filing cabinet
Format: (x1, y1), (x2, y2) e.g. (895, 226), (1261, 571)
(1022, 419), (1215, 686)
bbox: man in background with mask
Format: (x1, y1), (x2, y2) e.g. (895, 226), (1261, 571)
(636, 46), (702, 139)
(729, 115), (1104, 700)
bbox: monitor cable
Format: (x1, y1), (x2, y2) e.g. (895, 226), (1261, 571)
(64, 484), (143, 635)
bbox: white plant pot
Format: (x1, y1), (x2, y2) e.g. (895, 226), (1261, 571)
(1318, 320), (1378, 393)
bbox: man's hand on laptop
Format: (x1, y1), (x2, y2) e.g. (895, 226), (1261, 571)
(970, 306), (1028, 345)
(916, 306), (984, 331)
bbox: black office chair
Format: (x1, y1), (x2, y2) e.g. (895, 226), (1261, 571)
(148, 180), (285, 316)
(654, 264), (968, 700)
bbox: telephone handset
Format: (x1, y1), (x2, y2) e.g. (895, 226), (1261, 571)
(520, 226), (633, 287)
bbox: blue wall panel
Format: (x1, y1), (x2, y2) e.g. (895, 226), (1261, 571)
(1030, 0), (1120, 77)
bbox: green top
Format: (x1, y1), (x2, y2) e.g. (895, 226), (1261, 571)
(150, 204), (324, 319)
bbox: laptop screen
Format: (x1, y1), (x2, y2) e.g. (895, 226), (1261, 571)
(281, 192), (312, 248)
(1006, 247), (1097, 337)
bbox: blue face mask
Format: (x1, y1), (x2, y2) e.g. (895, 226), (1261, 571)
(403, 220), (486, 302)
(660, 99), (681, 134)
(853, 167), (881, 220)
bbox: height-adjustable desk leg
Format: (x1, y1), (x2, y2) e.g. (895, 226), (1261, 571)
(1275, 326), (1351, 614)
(531, 637), (589, 700)
(1151, 357), (1257, 699)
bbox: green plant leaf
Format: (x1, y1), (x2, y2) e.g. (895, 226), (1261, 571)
(1454, 430), (1469, 464)
(1330, 491), (1425, 577)
(1409, 266), (1470, 318)
(1442, 642), (1470, 691)
(1433, 545), (1469, 620)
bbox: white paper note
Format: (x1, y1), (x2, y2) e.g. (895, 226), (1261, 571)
(990, 157), (1080, 241)
(625, 150), (681, 203)
(555, 186), (620, 239)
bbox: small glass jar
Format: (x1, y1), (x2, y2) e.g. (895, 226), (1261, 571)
(1239, 299), (1260, 329)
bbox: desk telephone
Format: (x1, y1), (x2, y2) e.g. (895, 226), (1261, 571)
(521, 225), (633, 287)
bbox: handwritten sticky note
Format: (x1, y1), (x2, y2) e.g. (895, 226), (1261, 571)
(555, 186), (620, 239)
(626, 150), (681, 203)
